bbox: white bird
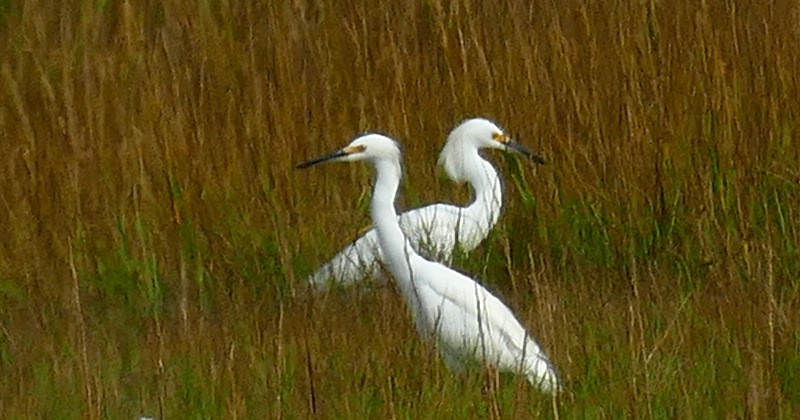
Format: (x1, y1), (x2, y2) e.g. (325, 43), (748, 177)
(297, 134), (562, 394)
(307, 118), (545, 289)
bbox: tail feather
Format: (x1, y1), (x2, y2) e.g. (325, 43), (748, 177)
(525, 353), (562, 394)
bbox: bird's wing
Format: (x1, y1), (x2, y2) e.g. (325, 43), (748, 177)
(413, 260), (554, 372)
(399, 203), (493, 258)
(307, 228), (384, 288)
(308, 203), (466, 287)
(398, 203), (463, 261)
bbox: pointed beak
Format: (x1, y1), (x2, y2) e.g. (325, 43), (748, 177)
(505, 140), (546, 165)
(296, 148), (348, 169)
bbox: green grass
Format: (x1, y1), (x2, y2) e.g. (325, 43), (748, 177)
(0, 0), (799, 417)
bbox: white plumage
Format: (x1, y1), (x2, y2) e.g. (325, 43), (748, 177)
(307, 118), (544, 289)
(298, 134), (561, 394)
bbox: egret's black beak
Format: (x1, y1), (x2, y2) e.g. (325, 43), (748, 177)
(506, 140), (546, 165)
(296, 149), (347, 169)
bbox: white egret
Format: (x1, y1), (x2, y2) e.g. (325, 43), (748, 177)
(297, 134), (561, 394)
(307, 118), (545, 289)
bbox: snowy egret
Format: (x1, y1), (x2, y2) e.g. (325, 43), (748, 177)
(297, 134), (561, 394)
(307, 118), (545, 289)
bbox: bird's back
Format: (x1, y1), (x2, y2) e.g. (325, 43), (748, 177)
(307, 201), (492, 288)
(398, 202), (492, 260)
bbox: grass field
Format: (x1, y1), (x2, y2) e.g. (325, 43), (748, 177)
(1, 0), (799, 417)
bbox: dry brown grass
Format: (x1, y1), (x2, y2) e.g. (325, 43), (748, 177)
(1, 0), (799, 417)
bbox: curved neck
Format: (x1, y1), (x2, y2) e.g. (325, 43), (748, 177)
(463, 153), (503, 228)
(370, 158), (417, 295)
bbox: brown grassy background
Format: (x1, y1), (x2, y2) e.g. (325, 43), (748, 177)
(1, 0), (799, 417)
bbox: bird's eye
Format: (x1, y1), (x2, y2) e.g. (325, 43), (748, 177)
(491, 132), (507, 143)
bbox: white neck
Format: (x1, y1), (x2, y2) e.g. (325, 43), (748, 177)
(462, 152), (503, 229)
(370, 158), (419, 297)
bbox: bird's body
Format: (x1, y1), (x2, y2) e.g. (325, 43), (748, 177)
(308, 119), (543, 289)
(298, 133), (561, 394)
(398, 256), (557, 387)
(307, 196), (493, 286)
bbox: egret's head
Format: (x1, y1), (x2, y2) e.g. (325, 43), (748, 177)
(296, 134), (402, 169)
(438, 118), (545, 182)
(447, 118), (545, 163)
